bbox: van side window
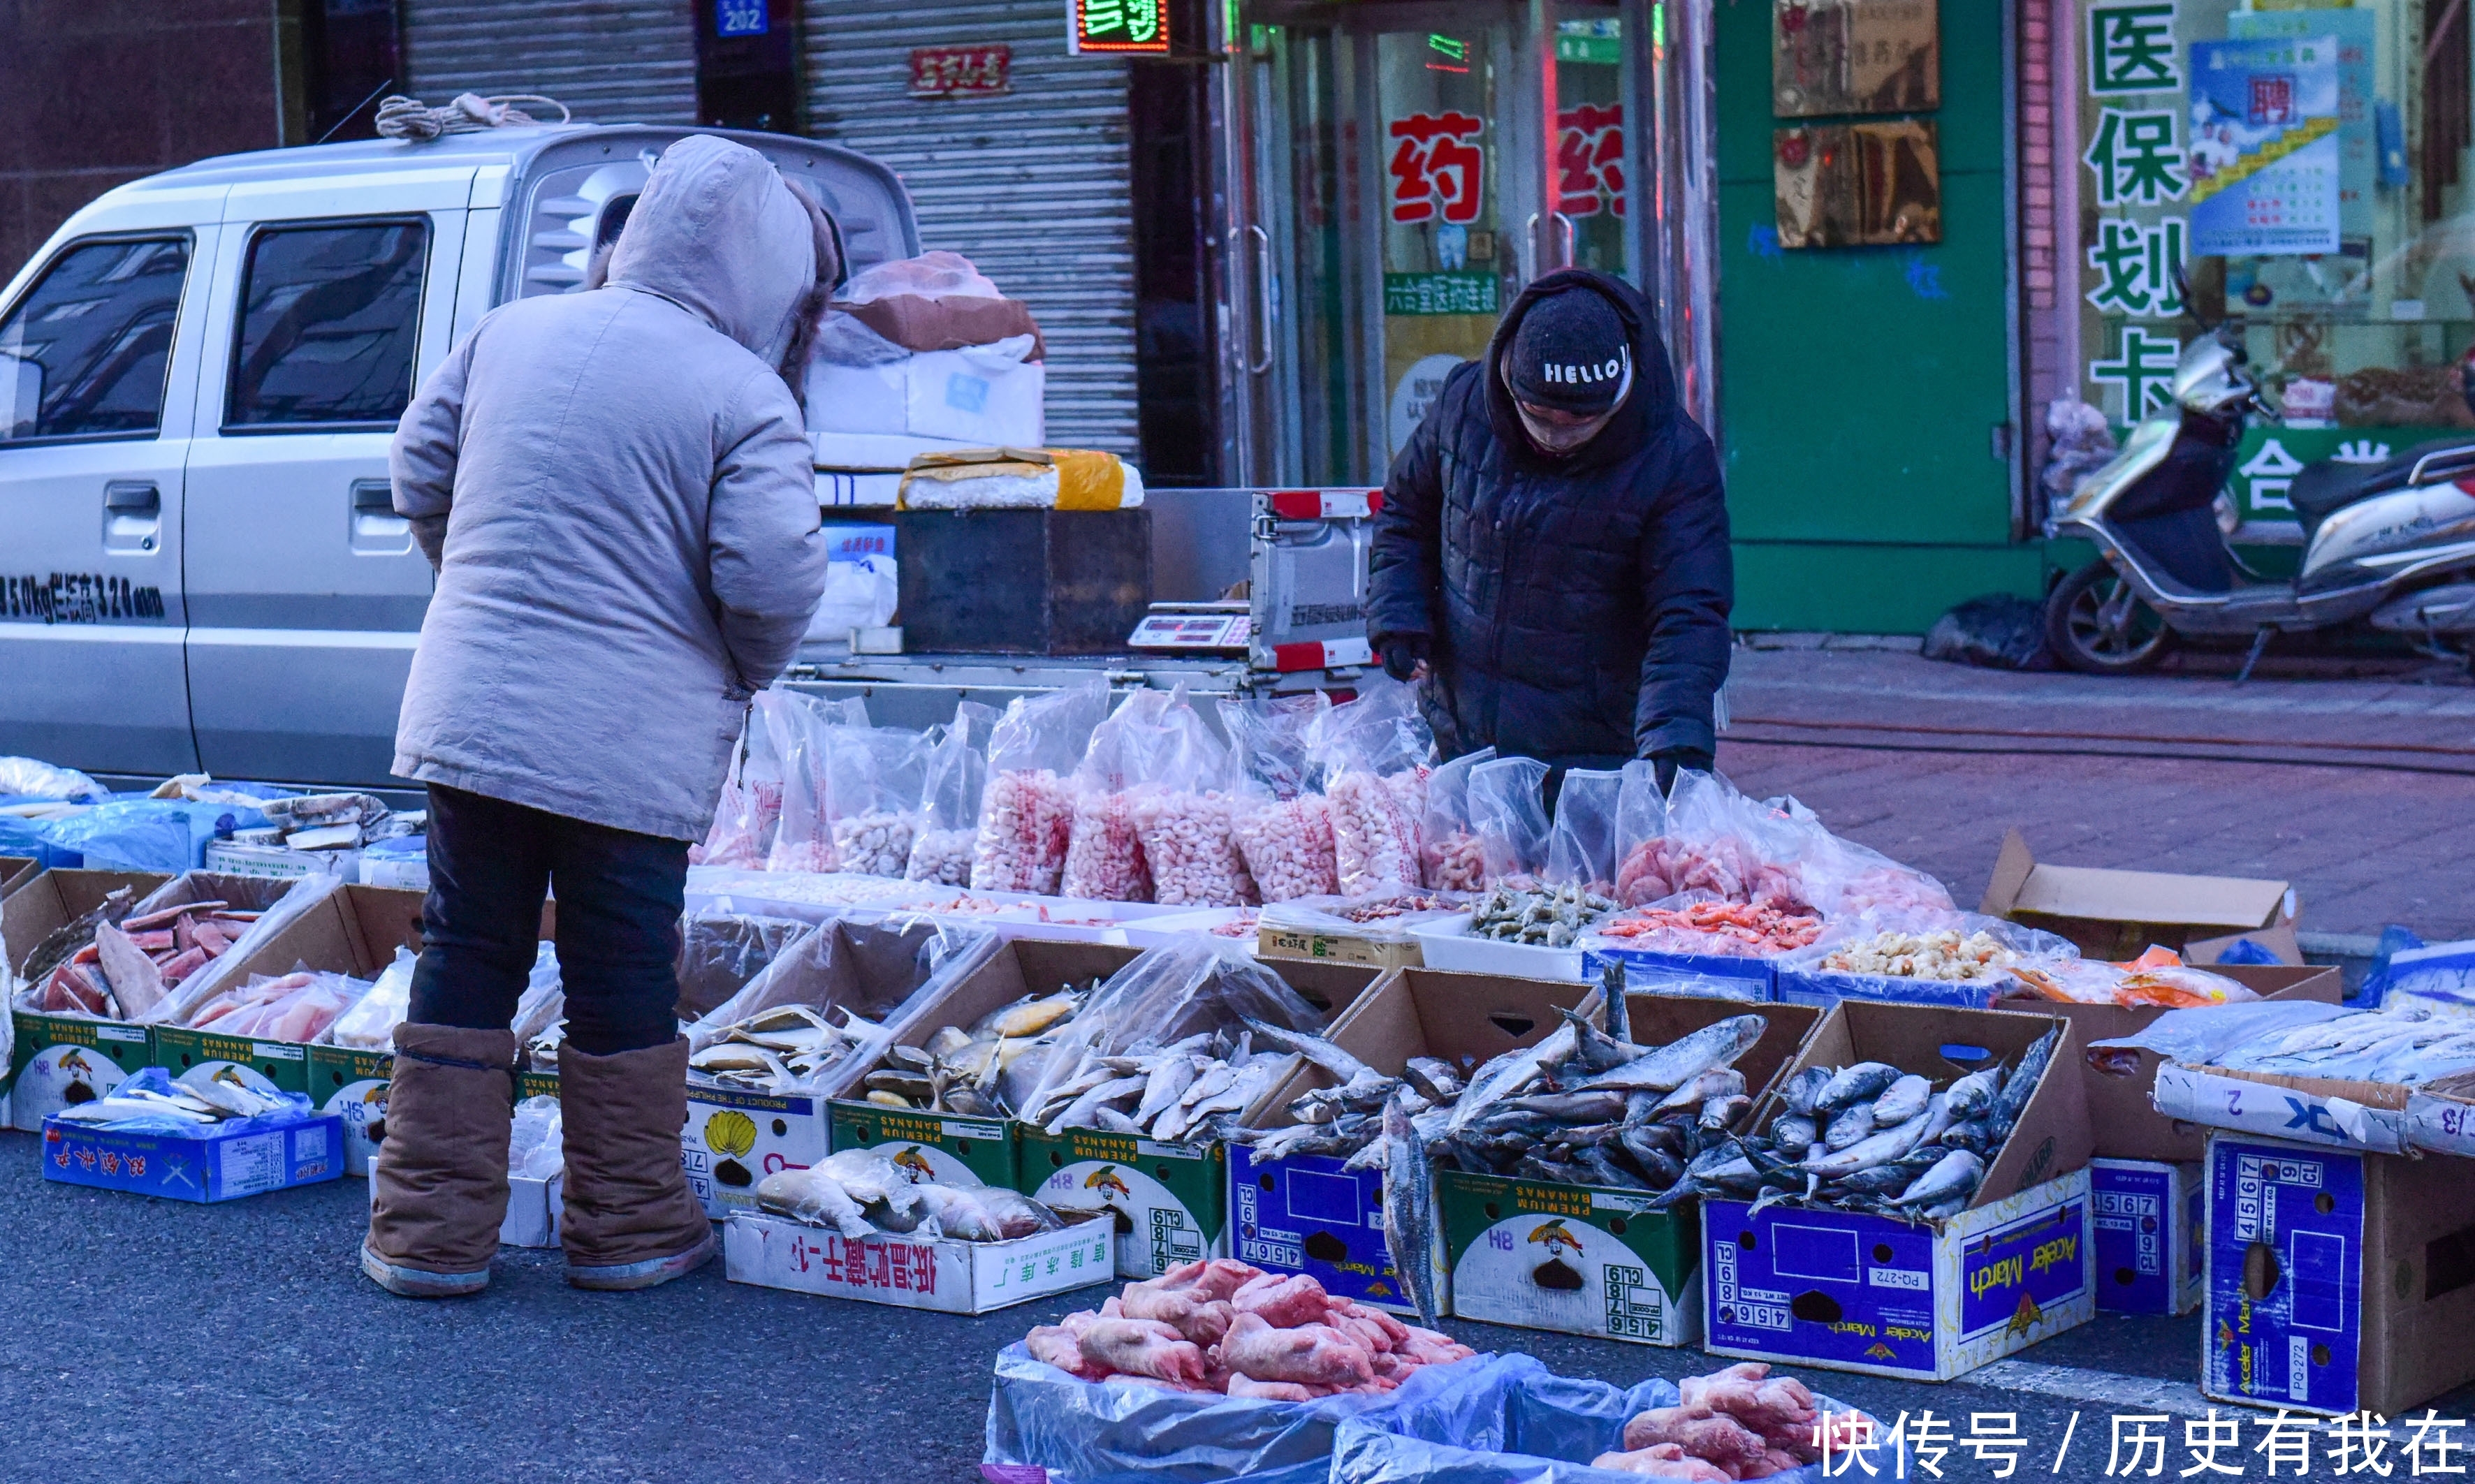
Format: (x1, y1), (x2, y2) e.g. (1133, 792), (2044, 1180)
(226, 219), (428, 430)
(0, 236), (190, 443)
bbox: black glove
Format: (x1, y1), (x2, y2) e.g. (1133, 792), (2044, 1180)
(1378, 633), (1430, 682)
(1650, 748), (1714, 795)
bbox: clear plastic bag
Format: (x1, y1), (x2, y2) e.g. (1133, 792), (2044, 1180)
(511, 941), (565, 1048)
(324, 946), (414, 1050)
(674, 910), (818, 1022)
(838, 249), (1002, 305)
(1130, 690), (1256, 908)
(682, 911), (1000, 1088)
(132, 872), (344, 1025)
(1310, 678), (1431, 896)
(1609, 771), (1818, 915)
(1224, 694), (1340, 904)
(1609, 760), (1670, 908)
(973, 680), (1109, 894)
(762, 693), (877, 874)
(1544, 768), (1623, 892)
(1008, 940), (1327, 1119)
(907, 700), (998, 885)
(823, 725), (930, 878)
(186, 967), (370, 1041)
(509, 1094), (565, 1179)
(1467, 756), (1550, 887)
(1061, 690), (1172, 902)
(0, 756), (108, 804)
(1418, 748), (1496, 892)
(2088, 1001), (2353, 1066)
(694, 691), (798, 868)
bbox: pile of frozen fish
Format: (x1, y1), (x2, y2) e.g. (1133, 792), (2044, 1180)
(1596, 1362), (1878, 1480)
(689, 1003), (887, 1092)
(22, 890), (265, 1019)
(754, 1149), (1063, 1243)
(1708, 1028), (2061, 1220)
(1013, 1018), (1292, 1141)
(2203, 1007), (2475, 1085)
(842, 978), (1100, 1116)
(239, 791), (412, 853)
(52, 1066), (294, 1129)
(1023, 1262), (1473, 1398)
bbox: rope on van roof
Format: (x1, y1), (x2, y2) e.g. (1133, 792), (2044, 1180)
(374, 93), (573, 142)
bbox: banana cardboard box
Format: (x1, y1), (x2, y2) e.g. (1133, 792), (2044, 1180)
(1433, 987), (1818, 1346)
(683, 1085), (830, 1219)
(3, 868), (172, 1127)
(2201, 1133), (2475, 1418)
(1702, 1000), (2094, 1381)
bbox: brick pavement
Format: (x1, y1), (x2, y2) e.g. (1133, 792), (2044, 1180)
(1712, 648), (2475, 941)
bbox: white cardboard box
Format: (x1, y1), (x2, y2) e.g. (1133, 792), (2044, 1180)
(722, 1208), (1111, 1313)
(203, 840), (359, 881)
(2152, 1061), (2412, 1153)
(806, 348), (1043, 448)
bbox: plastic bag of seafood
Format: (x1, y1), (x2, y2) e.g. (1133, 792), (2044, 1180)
(1127, 692), (1257, 909)
(764, 695), (893, 875)
(695, 689), (803, 867)
(1417, 748), (1495, 892)
(1308, 678), (1432, 897)
(1225, 693), (1341, 904)
(1329, 1354), (1875, 1483)
(907, 700), (999, 885)
(1543, 767), (1623, 894)
(1608, 761), (1670, 909)
(1060, 689), (1187, 902)
(1466, 756), (1551, 887)
(128, 872), (344, 1026)
(675, 909), (819, 1022)
(1774, 911), (2075, 1010)
(973, 677), (1110, 895)
(984, 1335), (1502, 1484)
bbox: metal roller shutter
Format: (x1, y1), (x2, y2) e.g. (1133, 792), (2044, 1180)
(803, 0), (1137, 454)
(400, 0), (699, 126)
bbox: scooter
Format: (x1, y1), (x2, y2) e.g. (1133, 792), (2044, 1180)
(2045, 331), (2475, 675)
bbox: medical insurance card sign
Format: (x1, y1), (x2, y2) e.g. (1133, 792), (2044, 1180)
(2186, 36), (2339, 256)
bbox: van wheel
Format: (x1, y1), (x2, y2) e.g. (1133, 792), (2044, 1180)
(2046, 560), (2174, 674)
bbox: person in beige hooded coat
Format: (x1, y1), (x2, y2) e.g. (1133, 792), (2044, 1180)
(365, 135), (833, 1298)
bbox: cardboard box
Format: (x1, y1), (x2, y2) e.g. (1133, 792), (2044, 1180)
(723, 1207), (1113, 1313)
(683, 1085), (832, 1219)
(370, 1150), (564, 1246)
(201, 839), (359, 881)
(1023, 1126), (1228, 1279)
(2007, 962), (2342, 1163)
(1232, 968), (1605, 1316)
(2152, 1062), (2411, 1153)
(3, 867), (173, 1124)
(2201, 1133), (2475, 1417)
(2091, 1157), (2201, 1316)
(0, 856), (37, 898)
(309, 1045), (393, 1176)
(1257, 920), (1423, 970)
(828, 1102), (1016, 1188)
(1980, 829), (2296, 960)
(43, 1109), (344, 1202)
(150, 883), (430, 1097)
(1422, 987), (1822, 1344)
(1701, 999), (2096, 1381)
(1706, 1171), (2094, 1382)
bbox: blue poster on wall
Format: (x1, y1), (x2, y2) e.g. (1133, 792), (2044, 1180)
(715, 0), (768, 37)
(2186, 36), (2341, 256)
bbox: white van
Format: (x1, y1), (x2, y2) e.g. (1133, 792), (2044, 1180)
(0, 125), (914, 786)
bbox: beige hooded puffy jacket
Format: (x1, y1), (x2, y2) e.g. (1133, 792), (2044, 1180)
(390, 134), (831, 840)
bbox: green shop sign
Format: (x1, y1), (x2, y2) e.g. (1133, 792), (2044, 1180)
(2226, 425), (2458, 533)
(1385, 271), (1500, 316)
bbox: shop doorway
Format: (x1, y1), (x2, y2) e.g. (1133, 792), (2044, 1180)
(1229, 0), (1655, 485)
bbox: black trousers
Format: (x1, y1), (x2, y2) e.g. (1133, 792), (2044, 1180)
(408, 783), (688, 1057)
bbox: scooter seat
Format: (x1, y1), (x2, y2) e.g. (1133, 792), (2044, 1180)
(2289, 437), (2471, 536)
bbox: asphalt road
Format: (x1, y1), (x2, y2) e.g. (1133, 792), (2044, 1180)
(12, 1128), (2467, 1483)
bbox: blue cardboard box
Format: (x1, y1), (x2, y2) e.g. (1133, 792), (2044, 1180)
(2200, 1133), (2475, 1418)
(42, 1110), (344, 1202)
(1229, 1141), (1433, 1316)
(2091, 1158), (2200, 1316)
(1704, 1171), (2094, 1381)
(1580, 944), (1775, 999)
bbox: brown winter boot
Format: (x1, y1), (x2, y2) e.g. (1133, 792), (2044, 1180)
(363, 1023), (518, 1298)
(557, 1037), (714, 1291)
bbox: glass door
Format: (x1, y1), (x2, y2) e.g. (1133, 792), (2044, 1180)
(1230, 0), (1662, 486)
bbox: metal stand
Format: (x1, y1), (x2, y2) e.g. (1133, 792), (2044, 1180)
(2233, 626), (2274, 685)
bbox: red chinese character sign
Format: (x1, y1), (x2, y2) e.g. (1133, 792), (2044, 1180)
(1071, 0), (1167, 54)
(1556, 103), (1625, 217)
(1388, 112), (1487, 225)
(910, 45), (1010, 98)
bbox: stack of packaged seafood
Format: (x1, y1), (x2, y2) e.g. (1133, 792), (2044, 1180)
(1700, 1028), (2061, 1218)
(50, 1064), (302, 1131)
(185, 970), (367, 1041)
(2010, 946), (2257, 1008)
(754, 1148), (1065, 1242)
(1596, 1363), (1878, 1480)
(1023, 1263), (1473, 1398)
(1815, 927), (2025, 983)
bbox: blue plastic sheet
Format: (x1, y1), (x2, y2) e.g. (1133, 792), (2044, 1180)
(983, 1344), (1521, 1484)
(1329, 1358), (1850, 1484)
(48, 1066), (317, 1137)
(33, 799), (268, 873)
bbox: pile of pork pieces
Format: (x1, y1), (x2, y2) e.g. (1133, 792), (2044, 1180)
(1025, 1259), (1474, 1399)
(1595, 1362), (1879, 1479)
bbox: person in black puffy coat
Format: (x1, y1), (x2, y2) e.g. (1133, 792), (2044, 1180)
(1367, 267), (1732, 786)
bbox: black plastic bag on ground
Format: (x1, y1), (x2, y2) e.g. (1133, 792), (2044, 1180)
(1922, 593), (2053, 671)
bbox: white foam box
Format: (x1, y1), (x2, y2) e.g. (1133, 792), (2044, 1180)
(2090, 1157), (2201, 1316)
(367, 1153), (564, 1247)
(722, 1207), (1111, 1313)
(1406, 915), (1585, 982)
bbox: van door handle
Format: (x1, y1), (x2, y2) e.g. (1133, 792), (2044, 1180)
(102, 480), (161, 553)
(350, 477), (414, 555)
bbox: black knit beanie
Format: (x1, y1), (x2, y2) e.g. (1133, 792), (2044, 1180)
(1505, 288), (1630, 413)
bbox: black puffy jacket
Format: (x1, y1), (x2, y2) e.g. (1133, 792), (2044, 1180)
(1366, 268), (1732, 770)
